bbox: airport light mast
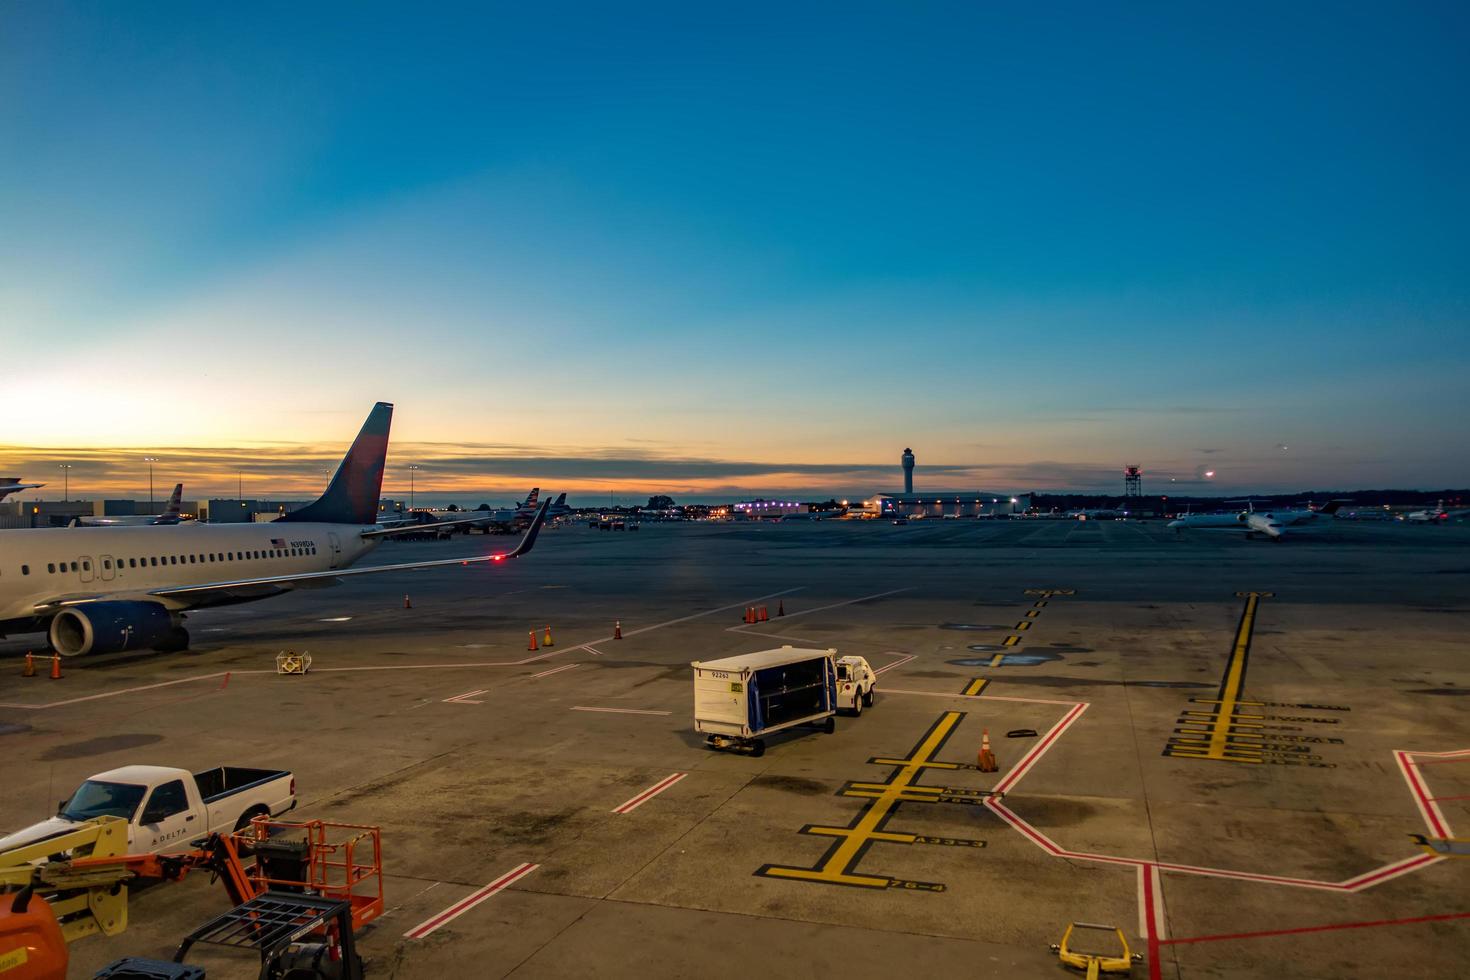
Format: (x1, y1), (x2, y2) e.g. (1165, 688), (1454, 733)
(144, 456), (158, 511)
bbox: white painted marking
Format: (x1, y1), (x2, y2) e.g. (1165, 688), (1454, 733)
(612, 772), (687, 814)
(584, 645), (606, 657)
(873, 653), (914, 675)
(442, 688), (488, 705)
(531, 663), (577, 679)
(881, 687), (1082, 707)
(571, 706), (672, 716)
(404, 863), (537, 939)
(727, 588), (910, 633)
(319, 616), (353, 622)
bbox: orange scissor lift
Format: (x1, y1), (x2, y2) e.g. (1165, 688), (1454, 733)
(1, 816), (383, 980)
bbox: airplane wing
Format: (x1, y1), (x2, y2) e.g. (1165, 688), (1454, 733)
(37, 501), (550, 612)
(359, 513), (502, 538)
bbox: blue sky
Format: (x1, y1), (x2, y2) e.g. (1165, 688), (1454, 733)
(2, 2), (1467, 502)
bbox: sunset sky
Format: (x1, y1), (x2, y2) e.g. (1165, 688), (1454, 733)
(3, 3), (1467, 504)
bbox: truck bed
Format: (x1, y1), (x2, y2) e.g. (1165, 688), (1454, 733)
(194, 766), (290, 803)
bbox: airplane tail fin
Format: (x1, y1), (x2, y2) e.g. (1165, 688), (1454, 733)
(1320, 500), (1350, 515)
(279, 402), (393, 526)
(524, 487), (540, 508)
(554, 492), (566, 506)
(163, 484), (183, 518)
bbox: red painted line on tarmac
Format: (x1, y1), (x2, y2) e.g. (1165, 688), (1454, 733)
(992, 701), (1088, 795)
(1160, 910), (1470, 947)
(1397, 750), (1451, 838)
(1429, 794), (1470, 802)
(404, 863), (538, 939)
(1143, 863), (1163, 980)
(612, 772), (687, 814)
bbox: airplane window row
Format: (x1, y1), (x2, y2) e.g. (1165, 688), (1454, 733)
(20, 544), (318, 576)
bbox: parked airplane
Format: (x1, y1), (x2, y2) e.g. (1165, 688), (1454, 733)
(75, 483), (187, 527)
(1403, 500), (1470, 524)
(546, 492), (572, 519)
(448, 488), (545, 533)
(1168, 501), (1347, 540)
(0, 403), (549, 656)
(0, 479), (44, 502)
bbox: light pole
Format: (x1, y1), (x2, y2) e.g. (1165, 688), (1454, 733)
(57, 463), (72, 502)
(143, 457), (158, 511)
(407, 464), (420, 511)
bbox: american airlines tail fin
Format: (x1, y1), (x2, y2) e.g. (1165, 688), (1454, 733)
(150, 483), (185, 524)
(1319, 500), (1351, 515)
(279, 402), (393, 526)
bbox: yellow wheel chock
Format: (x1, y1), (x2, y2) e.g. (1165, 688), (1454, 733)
(1050, 922), (1142, 978)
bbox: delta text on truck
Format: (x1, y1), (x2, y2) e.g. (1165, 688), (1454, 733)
(0, 765), (296, 856)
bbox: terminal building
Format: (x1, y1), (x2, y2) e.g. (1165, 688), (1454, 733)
(732, 499), (812, 519)
(861, 448), (1029, 518)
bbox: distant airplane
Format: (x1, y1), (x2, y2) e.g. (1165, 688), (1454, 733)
(0, 403), (549, 656)
(452, 488), (546, 533)
(1168, 501), (1347, 541)
(0, 478), (44, 502)
(1403, 500), (1469, 524)
(546, 492), (572, 519)
(76, 483), (187, 527)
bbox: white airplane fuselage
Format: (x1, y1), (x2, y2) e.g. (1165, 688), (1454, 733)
(0, 522), (380, 627)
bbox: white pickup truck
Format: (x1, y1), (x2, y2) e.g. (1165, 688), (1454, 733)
(0, 764), (296, 856)
(836, 656), (877, 714)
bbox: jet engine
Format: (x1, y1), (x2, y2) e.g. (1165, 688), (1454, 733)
(48, 601), (182, 656)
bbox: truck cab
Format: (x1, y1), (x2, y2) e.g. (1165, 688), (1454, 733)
(835, 656), (876, 715)
(0, 764), (295, 858)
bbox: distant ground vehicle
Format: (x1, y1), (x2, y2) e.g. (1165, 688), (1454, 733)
(835, 655), (877, 714)
(891, 517), (908, 525)
(0, 764), (295, 856)
(692, 647), (838, 756)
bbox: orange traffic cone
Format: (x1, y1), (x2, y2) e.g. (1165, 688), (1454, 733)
(403, 594), (412, 609)
(758, 606), (769, 622)
(777, 599), (785, 617)
(543, 625), (554, 647)
(977, 729), (998, 772)
(49, 653), (62, 680)
(613, 620), (623, 640)
(528, 630), (539, 651)
(22, 652), (35, 677)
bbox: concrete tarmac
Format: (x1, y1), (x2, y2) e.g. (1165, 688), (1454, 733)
(1, 517), (1467, 978)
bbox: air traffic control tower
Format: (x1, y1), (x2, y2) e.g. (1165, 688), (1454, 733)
(901, 448), (915, 494)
